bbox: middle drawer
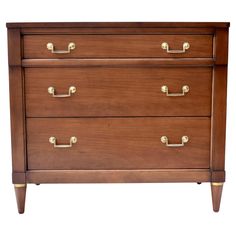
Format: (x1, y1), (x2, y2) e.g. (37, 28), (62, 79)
(25, 67), (212, 117)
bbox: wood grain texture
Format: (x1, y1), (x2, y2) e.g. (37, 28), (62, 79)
(27, 117), (210, 170)
(214, 28), (229, 65)
(210, 66), (227, 179)
(25, 67), (212, 117)
(9, 67), (26, 175)
(20, 27), (215, 35)
(22, 58), (215, 67)
(210, 27), (229, 184)
(7, 28), (22, 66)
(8, 28), (27, 184)
(26, 169), (211, 183)
(24, 35), (213, 59)
(7, 22), (230, 213)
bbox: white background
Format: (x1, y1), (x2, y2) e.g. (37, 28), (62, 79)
(0, 0), (235, 235)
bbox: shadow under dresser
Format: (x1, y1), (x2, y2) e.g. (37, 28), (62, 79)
(7, 22), (229, 213)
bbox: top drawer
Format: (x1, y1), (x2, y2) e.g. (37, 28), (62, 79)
(23, 35), (213, 59)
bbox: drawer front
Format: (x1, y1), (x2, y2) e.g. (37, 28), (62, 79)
(27, 118), (210, 170)
(24, 35), (213, 58)
(25, 67), (212, 117)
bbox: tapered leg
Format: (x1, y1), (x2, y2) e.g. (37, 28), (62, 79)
(14, 184), (27, 214)
(211, 182), (223, 212)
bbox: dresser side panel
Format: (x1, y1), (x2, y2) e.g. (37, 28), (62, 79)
(210, 27), (229, 182)
(8, 28), (26, 183)
(211, 66), (227, 181)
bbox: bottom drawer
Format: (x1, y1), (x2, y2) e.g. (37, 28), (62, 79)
(27, 118), (210, 170)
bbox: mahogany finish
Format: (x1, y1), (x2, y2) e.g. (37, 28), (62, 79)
(6, 22), (230, 28)
(7, 22), (229, 213)
(27, 118), (210, 170)
(24, 35), (213, 59)
(211, 183), (224, 212)
(25, 67), (212, 117)
(14, 185), (26, 214)
(22, 58), (215, 67)
(26, 169), (211, 183)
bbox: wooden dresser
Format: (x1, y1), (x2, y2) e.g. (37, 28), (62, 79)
(7, 22), (229, 213)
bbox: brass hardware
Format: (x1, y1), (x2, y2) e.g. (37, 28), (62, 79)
(49, 136), (77, 148)
(161, 42), (190, 53)
(48, 86), (76, 98)
(46, 42), (75, 54)
(14, 184), (26, 188)
(211, 182), (224, 186)
(161, 136), (189, 147)
(161, 85), (189, 97)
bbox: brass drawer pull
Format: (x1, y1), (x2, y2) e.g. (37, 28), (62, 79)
(161, 136), (189, 147)
(48, 86), (76, 98)
(49, 136), (77, 148)
(161, 85), (189, 97)
(161, 42), (190, 54)
(46, 42), (75, 54)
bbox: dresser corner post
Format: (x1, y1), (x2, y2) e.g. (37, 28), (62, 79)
(210, 26), (229, 212)
(7, 27), (27, 213)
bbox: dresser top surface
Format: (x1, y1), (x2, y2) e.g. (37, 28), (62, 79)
(6, 22), (230, 28)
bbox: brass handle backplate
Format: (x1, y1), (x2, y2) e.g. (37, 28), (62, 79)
(48, 86), (76, 98)
(161, 42), (190, 54)
(47, 42), (75, 54)
(161, 136), (189, 147)
(161, 85), (189, 97)
(49, 136), (77, 148)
